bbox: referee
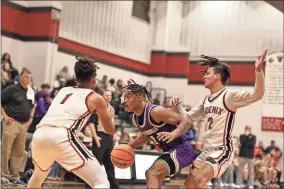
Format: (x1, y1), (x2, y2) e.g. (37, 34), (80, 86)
(88, 90), (120, 189)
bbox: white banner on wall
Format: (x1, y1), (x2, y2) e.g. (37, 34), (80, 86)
(262, 51), (284, 132)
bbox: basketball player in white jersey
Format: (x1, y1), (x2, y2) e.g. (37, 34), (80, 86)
(157, 50), (267, 188)
(27, 56), (115, 188)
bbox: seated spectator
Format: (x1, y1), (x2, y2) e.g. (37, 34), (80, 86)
(272, 149), (282, 186)
(265, 140), (280, 154)
(254, 154), (268, 186)
(254, 140), (265, 157)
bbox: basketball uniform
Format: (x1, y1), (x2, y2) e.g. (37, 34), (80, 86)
(191, 88), (235, 178)
(31, 87), (109, 188)
(132, 104), (195, 176)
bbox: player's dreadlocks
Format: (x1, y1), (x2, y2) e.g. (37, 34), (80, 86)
(74, 56), (100, 83)
(198, 54), (231, 85)
(122, 79), (153, 103)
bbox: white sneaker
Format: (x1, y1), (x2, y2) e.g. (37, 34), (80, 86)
(207, 181), (213, 187)
(248, 186), (254, 189)
(229, 183), (239, 188)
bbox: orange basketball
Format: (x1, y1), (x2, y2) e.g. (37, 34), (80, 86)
(111, 144), (135, 169)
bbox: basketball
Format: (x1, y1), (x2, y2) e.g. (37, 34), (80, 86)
(111, 144), (135, 169)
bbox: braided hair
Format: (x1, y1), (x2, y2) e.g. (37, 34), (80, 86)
(74, 56), (99, 83)
(198, 54), (231, 85)
(122, 79), (153, 103)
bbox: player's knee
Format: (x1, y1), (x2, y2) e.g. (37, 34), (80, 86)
(145, 167), (165, 180)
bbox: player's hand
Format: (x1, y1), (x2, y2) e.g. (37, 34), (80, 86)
(157, 132), (177, 143)
(94, 136), (102, 148)
(255, 50), (268, 72)
(169, 96), (182, 106)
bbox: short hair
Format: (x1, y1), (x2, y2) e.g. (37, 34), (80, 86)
(109, 78), (115, 85)
(122, 79), (153, 103)
(103, 89), (112, 94)
(199, 55), (231, 85)
(41, 83), (51, 89)
(74, 56), (99, 83)
(20, 67), (31, 75)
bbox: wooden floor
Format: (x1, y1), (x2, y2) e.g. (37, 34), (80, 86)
(2, 179), (186, 189)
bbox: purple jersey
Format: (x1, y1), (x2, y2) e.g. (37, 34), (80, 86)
(132, 104), (191, 151)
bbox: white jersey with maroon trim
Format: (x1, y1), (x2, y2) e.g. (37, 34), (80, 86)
(40, 87), (93, 131)
(202, 88), (235, 151)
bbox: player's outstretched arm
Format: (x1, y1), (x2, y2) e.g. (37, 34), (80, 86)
(128, 134), (150, 149)
(157, 100), (205, 143)
(88, 94), (115, 135)
(225, 50), (267, 111)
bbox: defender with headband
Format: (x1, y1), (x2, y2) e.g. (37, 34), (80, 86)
(122, 79), (195, 189)
(157, 50), (267, 188)
(28, 56), (115, 188)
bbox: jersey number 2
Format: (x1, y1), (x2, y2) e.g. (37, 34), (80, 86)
(60, 93), (73, 104)
(207, 117), (214, 130)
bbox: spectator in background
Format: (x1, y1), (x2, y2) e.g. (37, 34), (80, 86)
(107, 78), (116, 92)
(265, 140), (280, 154)
(2, 61), (12, 80)
(1, 53), (12, 64)
(153, 93), (161, 105)
(254, 141), (265, 157)
(1, 53), (19, 80)
(113, 127), (122, 146)
(119, 133), (131, 144)
(1, 68), (35, 186)
(236, 125), (256, 189)
(26, 84), (51, 151)
(1, 71), (13, 91)
(273, 149), (282, 186)
(51, 88), (60, 99)
(59, 66), (71, 85)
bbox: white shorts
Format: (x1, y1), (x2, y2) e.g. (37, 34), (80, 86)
(192, 148), (235, 178)
(31, 125), (95, 172)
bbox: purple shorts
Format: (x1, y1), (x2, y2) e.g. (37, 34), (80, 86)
(157, 142), (195, 176)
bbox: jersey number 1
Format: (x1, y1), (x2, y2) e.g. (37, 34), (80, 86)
(60, 93), (73, 104)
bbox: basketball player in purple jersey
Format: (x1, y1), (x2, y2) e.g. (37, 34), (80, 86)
(121, 80), (195, 189)
(157, 50), (267, 188)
